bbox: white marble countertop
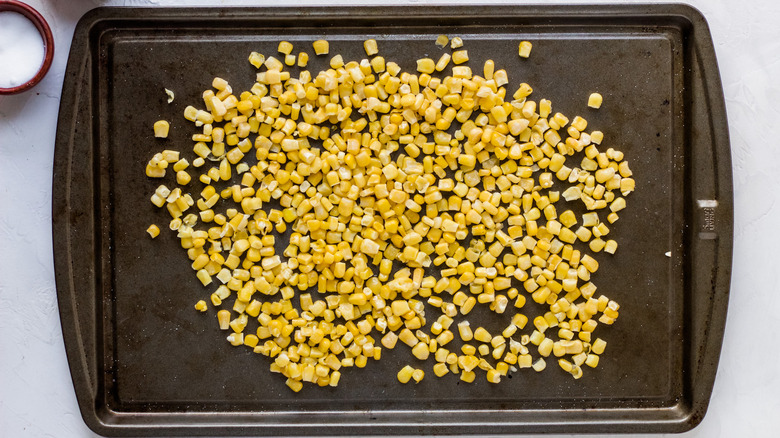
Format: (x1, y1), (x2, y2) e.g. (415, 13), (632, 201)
(1, 0), (777, 436)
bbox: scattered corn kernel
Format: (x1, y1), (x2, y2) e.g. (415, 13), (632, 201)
(154, 120), (170, 138)
(363, 39), (378, 56)
(588, 93), (603, 109)
(518, 41), (533, 58)
(397, 365), (415, 383)
(146, 224), (160, 238)
(312, 39), (329, 55)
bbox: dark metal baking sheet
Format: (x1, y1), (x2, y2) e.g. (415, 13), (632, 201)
(53, 5), (732, 436)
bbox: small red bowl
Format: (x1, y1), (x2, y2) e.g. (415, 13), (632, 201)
(0, 0), (54, 95)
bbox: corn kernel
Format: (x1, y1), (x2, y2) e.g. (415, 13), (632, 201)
(416, 58), (435, 74)
(588, 93), (603, 109)
(397, 365), (415, 383)
(452, 50), (469, 65)
(518, 41), (533, 58)
(278, 41), (293, 55)
(312, 39), (329, 55)
(363, 39), (379, 56)
(146, 224), (160, 238)
(154, 120), (170, 138)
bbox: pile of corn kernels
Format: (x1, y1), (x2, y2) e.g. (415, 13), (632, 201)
(145, 36), (634, 391)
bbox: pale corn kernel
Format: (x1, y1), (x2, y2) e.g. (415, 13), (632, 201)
(435, 35), (449, 48)
(450, 37), (463, 48)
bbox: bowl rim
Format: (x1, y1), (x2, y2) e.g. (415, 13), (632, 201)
(0, 0), (55, 95)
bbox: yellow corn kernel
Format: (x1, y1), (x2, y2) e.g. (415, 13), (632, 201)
(538, 338), (554, 357)
(435, 53), (451, 72)
(412, 368), (424, 383)
(297, 52), (309, 67)
(397, 365), (415, 383)
(364, 39), (379, 56)
(329, 54), (344, 69)
(412, 342), (430, 360)
(175, 170), (191, 186)
(416, 58), (435, 74)
(196, 269), (212, 286)
(518, 41), (532, 58)
(286, 378), (303, 392)
(460, 370), (475, 383)
(452, 50), (469, 65)
(473, 327), (492, 343)
(486, 369), (501, 384)
(217, 310), (230, 330)
(399, 328), (418, 347)
(433, 362), (449, 377)
(592, 338), (607, 354)
(248, 52), (265, 68)
(194, 300), (207, 312)
(450, 37), (463, 48)
(312, 39), (329, 55)
(278, 41), (293, 55)
(588, 92), (603, 109)
(154, 120), (170, 138)
(146, 224), (160, 238)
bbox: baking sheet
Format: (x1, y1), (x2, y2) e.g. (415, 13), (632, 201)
(53, 5), (732, 436)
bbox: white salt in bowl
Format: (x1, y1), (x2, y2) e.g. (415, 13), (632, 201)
(0, 0), (54, 95)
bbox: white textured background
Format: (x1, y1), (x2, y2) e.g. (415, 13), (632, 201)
(1, 0), (777, 436)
